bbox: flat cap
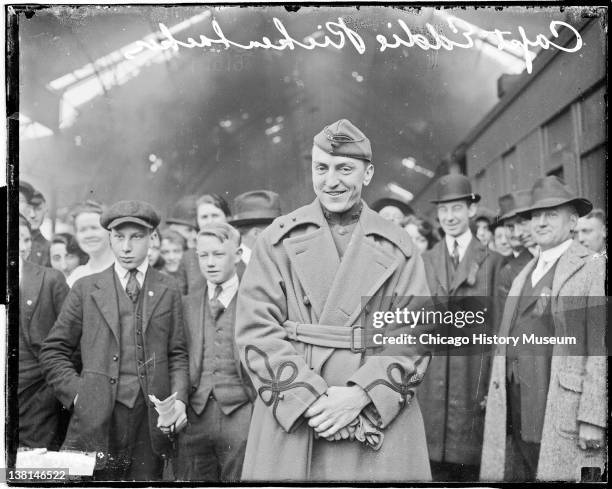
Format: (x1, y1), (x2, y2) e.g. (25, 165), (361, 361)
(19, 180), (35, 201)
(313, 119), (372, 162)
(100, 200), (160, 230)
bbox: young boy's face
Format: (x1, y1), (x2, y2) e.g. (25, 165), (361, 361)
(196, 234), (241, 285)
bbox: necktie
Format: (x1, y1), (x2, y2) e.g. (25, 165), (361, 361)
(451, 240), (460, 269)
(209, 284), (224, 320)
(125, 269), (140, 303)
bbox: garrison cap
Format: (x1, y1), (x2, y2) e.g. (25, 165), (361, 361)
(313, 119), (372, 163)
(100, 200), (160, 230)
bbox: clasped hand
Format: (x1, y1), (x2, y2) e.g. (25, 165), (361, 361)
(304, 385), (370, 440)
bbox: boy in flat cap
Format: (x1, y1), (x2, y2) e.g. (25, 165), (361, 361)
(235, 119), (432, 481)
(40, 200), (189, 481)
(481, 176), (606, 481)
(418, 174), (503, 482)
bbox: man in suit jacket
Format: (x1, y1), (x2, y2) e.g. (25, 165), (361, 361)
(40, 200), (189, 481)
(419, 174), (502, 482)
(18, 214), (70, 449)
(235, 120), (432, 482)
(495, 190), (538, 298)
(481, 176), (606, 481)
(175, 222), (254, 481)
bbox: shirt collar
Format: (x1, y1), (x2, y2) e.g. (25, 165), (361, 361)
(207, 273), (239, 297)
(114, 258), (149, 280)
(445, 228), (472, 253)
(538, 239), (573, 265)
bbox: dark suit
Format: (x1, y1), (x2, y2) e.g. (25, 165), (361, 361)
(495, 249), (533, 298)
(40, 265), (189, 476)
(419, 236), (502, 478)
(29, 229), (51, 267)
(19, 260), (69, 449)
(176, 287), (254, 481)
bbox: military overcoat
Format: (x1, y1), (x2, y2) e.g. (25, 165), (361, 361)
(235, 200), (433, 481)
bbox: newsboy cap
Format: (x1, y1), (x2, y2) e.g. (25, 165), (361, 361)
(430, 174), (481, 204)
(517, 176), (593, 218)
(229, 190), (282, 227)
(100, 200), (160, 230)
(313, 119), (372, 162)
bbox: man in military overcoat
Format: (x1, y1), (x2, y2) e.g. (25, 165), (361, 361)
(235, 119), (432, 481)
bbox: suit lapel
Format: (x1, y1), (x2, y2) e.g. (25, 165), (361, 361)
(141, 269), (168, 334)
(319, 222), (401, 326)
(284, 226), (340, 320)
(91, 267), (120, 343)
(449, 237), (486, 295)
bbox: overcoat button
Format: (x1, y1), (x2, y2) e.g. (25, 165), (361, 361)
(292, 217), (296, 222)
(493, 381), (499, 389)
(109, 378), (117, 384)
(303, 296), (310, 306)
(112, 355), (118, 361)
(26, 300), (32, 306)
(279, 223), (285, 228)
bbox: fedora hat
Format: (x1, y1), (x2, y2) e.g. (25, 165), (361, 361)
(166, 194), (198, 229)
(517, 176), (593, 218)
(497, 189), (532, 223)
(370, 196), (414, 216)
(430, 174), (480, 204)
(229, 190), (282, 227)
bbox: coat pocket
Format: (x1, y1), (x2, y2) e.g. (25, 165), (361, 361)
(554, 371), (583, 439)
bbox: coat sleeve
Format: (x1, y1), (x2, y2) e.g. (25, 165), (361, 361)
(164, 282), (190, 405)
(347, 251), (433, 429)
(577, 255), (607, 428)
(235, 232), (328, 433)
(39, 282), (85, 409)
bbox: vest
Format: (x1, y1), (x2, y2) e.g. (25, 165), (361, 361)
(506, 260), (557, 443)
(190, 296), (249, 415)
(114, 273), (146, 408)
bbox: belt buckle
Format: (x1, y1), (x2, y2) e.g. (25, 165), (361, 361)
(350, 325), (366, 353)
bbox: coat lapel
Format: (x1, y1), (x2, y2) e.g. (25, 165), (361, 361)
(20, 261), (43, 330)
(319, 221), (402, 326)
(497, 258), (537, 338)
(449, 236), (486, 295)
(91, 267), (120, 343)
(141, 269), (168, 334)
(551, 242), (588, 297)
(428, 241), (449, 295)
(283, 205), (340, 320)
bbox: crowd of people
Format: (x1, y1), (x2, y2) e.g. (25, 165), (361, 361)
(16, 118), (606, 482)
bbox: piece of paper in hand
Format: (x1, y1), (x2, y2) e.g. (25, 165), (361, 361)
(149, 392), (178, 426)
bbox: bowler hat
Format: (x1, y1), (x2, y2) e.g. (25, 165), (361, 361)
(430, 174), (480, 204)
(166, 195), (198, 229)
(370, 197), (414, 216)
(517, 176), (592, 218)
(100, 200), (160, 230)
(313, 119), (372, 163)
(229, 190), (282, 227)
(19, 180), (35, 201)
(497, 189), (532, 222)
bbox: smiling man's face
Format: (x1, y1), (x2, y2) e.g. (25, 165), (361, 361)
(311, 145), (374, 214)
